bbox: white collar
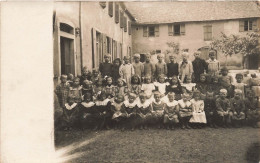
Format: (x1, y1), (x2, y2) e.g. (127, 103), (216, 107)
(165, 100), (178, 107)
(81, 102), (95, 108)
(137, 99), (150, 108)
(153, 100), (162, 105)
(65, 103), (77, 110)
(124, 100), (137, 108)
(70, 86), (82, 90)
(96, 99), (110, 106)
(208, 59), (217, 62)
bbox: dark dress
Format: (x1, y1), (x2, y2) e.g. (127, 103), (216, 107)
(192, 58), (208, 83)
(99, 62), (113, 77)
(62, 103), (80, 128)
(167, 62), (179, 78)
(166, 83), (183, 100)
(111, 65), (121, 83)
(204, 99), (217, 124)
(95, 99), (112, 127)
(121, 101), (138, 127)
(80, 102), (97, 128)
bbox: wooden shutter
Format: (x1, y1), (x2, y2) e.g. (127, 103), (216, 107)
(124, 16), (127, 32)
(120, 11), (124, 28)
(239, 20), (244, 32)
(91, 28), (97, 68)
(108, 2), (113, 17)
(155, 25), (159, 37)
(143, 26), (148, 37)
(180, 24), (185, 35)
(128, 21), (131, 35)
(115, 3), (119, 24)
(168, 24), (173, 36)
(252, 19), (257, 32)
(102, 33), (107, 60)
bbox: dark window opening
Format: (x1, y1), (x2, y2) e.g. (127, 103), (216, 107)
(148, 26), (155, 37)
(174, 24), (180, 35)
(60, 23), (74, 34)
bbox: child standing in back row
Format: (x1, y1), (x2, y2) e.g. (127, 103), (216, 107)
(143, 53), (155, 81)
(155, 54), (167, 79)
(99, 54), (113, 77)
(179, 52), (193, 83)
(119, 56), (135, 88)
(132, 54), (144, 79)
(167, 54), (179, 78)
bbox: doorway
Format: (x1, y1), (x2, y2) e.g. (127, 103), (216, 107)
(60, 36), (75, 75)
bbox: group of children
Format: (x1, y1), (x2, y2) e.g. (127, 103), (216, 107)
(55, 51), (260, 131)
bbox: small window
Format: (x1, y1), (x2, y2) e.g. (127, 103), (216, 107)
(168, 24), (185, 36)
(60, 23), (74, 34)
(143, 25), (159, 37)
(174, 24), (181, 35)
(204, 25), (212, 41)
(239, 19), (257, 32)
(244, 20), (253, 31)
(148, 26), (155, 37)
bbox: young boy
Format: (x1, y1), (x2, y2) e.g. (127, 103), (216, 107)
(69, 77), (83, 103)
(155, 53), (167, 79)
(244, 90), (259, 128)
(179, 52), (193, 83)
(55, 74), (70, 107)
(219, 67), (234, 98)
(151, 91), (166, 129)
(99, 54), (113, 77)
(143, 53), (155, 81)
(132, 53), (144, 78)
(206, 50), (220, 77)
(204, 92), (218, 128)
(167, 54), (179, 78)
(216, 89), (232, 127)
(91, 68), (100, 84)
(80, 66), (92, 85)
(192, 51), (208, 83)
(119, 56), (135, 87)
(233, 73), (247, 99)
(230, 89), (245, 127)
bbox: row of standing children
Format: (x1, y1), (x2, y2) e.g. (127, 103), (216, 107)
(55, 51), (260, 130)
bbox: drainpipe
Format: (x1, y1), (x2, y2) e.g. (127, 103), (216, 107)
(79, 1), (83, 73)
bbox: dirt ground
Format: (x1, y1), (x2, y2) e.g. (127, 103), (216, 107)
(55, 127), (259, 163)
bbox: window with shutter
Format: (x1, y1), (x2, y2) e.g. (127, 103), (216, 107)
(155, 25), (159, 37)
(120, 11), (124, 28)
(168, 24), (173, 36)
(102, 34), (107, 60)
(143, 26), (148, 37)
(124, 16), (127, 32)
(180, 24), (185, 35)
(128, 21), (131, 35)
(240, 19), (257, 32)
(174, 24), (181, 36)
(252, 19), (257, 31)
(115, 3), (119, 24)
(148, 26), (155, 37)
(203, 25), (212, 41)
(91, 28), (96, 68)
(108, 2), (113, 17)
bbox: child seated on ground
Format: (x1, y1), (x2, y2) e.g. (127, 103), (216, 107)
(136, 93), (152, 130)
(163, 92), (179, 130)
(80, 93), (96, 130)
(208, 76), (221, 97)
(167, 54), (179, 78)
(129, 75), (142, 95)
(132, 53), (144, 79)
(114, 78), (128, 97)
(151, 91), (166, 129)
(166, 76), (183, 100)
(119, 56), (135, 87)
(141, 76), (156, 101)
(93, 78), (104, 101)
(99, 54), (113, 77)
(195, 74), (208, 99)
(82, 80), (93, 96)
(154, 74), (169, 96)
(121, 93), (138, 131)
(244, 90), (260, 128)
(204, 92), (218, 128)
(69, 77), (82, 103)
(62, 95), (80, 131)
(219, 67), (233, 98)
(95, 91), (112, 130)
(233, 73), (247, 99)
(178, 93), (193, 129)
(230, 89), (245, 128)
(189, 90), (207, 129)
(155, 53), (167, 79)
(55, 74), (70, 107)
(111, 94), (125, 130)
(216, 89), (232, 128)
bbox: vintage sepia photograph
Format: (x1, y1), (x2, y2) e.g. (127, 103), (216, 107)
(1, 1), (260, 162)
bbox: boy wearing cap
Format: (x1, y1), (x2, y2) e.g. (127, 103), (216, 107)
(216, 89), (232, 127)
(119, 56), (135, 87)
(99, 54), (113, 77)
(230, 89), (245, 127)
(192, 51), (208, 83)
(132, 53), (144, 78)
(179, 52), (193, 83)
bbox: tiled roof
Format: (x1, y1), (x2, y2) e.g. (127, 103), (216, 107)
(124, 1), (260, 24)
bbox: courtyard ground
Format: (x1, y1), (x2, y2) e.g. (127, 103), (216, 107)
(55, 127), (259, 163)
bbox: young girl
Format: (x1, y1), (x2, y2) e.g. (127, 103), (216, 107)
(55, 74), (70, 107)
(93, 78), (104, 101)
(69, 77), (83, 103)
(80, 66), (91, 85)
(244, 90), (259, 128)
(104, 76), (116, 99)
(166, 76), (183, 100)
(62, 95), (80, 130)
(114, 78), (128, 97)
(151, 91), (166, 129)
(195, 74), (208, 99)
(141, 76), (156, 101)
(204, 92), (217, 128)
(179, 52), (193, 83)
(136, 93), (152, 130)
(119, 56), (135, 87)
(111, 94), (125, 129)
(181, 76), (196, 95)
(129, 75), (142, 95)
(178, 93), (193, 129)
(95, 91), (112, 130)
(112, 58), (121, 84)
(163, 92), (179, 130)
(80, 93), (96, 130)
(208, 76), (221, 97)
(91, 68), (100, 84)
(189, 90), (207, 129)
(143, 53), (155, 81)
(154, 74), (169, 96)
(82, 79), (93, 96)
(155, 53), (167, 79)
(121, 93), (138, 131)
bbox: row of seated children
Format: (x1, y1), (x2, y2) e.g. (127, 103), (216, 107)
(57, 76), (260, 131)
